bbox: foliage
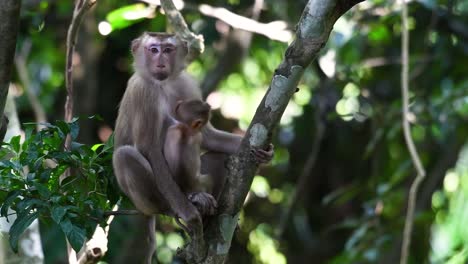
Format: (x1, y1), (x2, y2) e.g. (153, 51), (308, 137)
(0, 118), (118, 252)
(7, 0), (468, 263)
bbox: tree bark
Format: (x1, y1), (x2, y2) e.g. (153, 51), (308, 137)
(196, 1), (364, 263)
(0, 0), (22, 140)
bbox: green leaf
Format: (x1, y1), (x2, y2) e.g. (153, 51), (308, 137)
(71, 142), (85, 150)
(88, 115), (103, 121)
(37, 21), (45, 32)
(51, 206), (67, 224)
(106, 4), (148, 30)
(32, 181), (51, 199)
(55, 120), (70, 138)
(68, 225), (86, 252)
(0, 160), (22, 171)
(60, 217), (73, 235)
(70, 121), (79, 140)
(91, 144), (103, 152)
(10, 136), (21, 153)
(60, 218), (86, 252)
(16, 198), (43, 212)
(102, 134), (114, 153)
(1, 190), (22, 218)
(9, 211), (39, 253)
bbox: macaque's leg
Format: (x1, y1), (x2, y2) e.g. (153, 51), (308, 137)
(114, 146), (206, 262)
(113, 145), (165, 215)
(188, 192), (217, 216)
(200, 152), (229, 200)
(199, 146), (273, 199)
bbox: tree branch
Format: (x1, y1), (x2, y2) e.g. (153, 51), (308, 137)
(142, 0), (292, 43)
(185, 2), (292, 43)
(160, 0), (204, 60)
(196, 1), (364, 263)
(0, 0), (22, 141)
(400, 1), (426, 264)
(103, 210), (141, 217)
(65, 0), (96, 124)
(64, 1), (97, 263)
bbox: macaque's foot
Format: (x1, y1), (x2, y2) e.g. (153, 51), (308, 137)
(250, 143), (274, 164)
(188, 192), (218, 216)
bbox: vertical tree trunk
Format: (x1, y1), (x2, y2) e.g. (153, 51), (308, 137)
(0, 0), (22, 139)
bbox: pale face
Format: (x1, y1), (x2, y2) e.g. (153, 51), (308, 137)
(143, 37), (178, 80)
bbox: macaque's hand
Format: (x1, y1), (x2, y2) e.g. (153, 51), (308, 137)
(188, 192), (218, 216)
(251, 143), (274, 164)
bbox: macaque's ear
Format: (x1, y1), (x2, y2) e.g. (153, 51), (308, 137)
(191, 119), (204, 130)
(131, 38), (141, 55)
(179, 40), (189, 57)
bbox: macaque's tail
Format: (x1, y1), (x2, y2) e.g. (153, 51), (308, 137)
(143, 215), (156, 264)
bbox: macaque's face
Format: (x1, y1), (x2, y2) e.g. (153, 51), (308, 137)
(132, 33), (187, 81)
(175, 100), (211, 130)
(145, 37), (177, 80)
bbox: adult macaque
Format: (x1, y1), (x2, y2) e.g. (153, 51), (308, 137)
(113, 32), (273, 263)
(165, 99), (217, 216)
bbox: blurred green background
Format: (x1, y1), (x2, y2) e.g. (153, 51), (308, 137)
(2, 0), (468, 263)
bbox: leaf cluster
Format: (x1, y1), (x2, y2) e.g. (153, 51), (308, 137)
(0, 118), (119, 252)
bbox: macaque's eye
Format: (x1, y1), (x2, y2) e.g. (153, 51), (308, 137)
(163, 47), (174, 54)
(149, 46), (159, 54)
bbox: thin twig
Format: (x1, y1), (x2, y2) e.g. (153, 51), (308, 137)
(103, 210), (141, 217)
(64, 0), (96, 124)
(64, 1), (97, 263)
(400, 1), (426, 264)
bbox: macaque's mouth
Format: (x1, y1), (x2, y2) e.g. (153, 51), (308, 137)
(154, 72), (169, 80)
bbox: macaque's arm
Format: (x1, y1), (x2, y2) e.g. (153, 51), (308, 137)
(201, 122), (242, 154)
(201, 122), (274, 164)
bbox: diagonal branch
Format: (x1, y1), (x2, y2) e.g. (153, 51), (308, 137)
(142, 0), (292, 43)
(160, 0), (204, 60)
(189, 3), (292, 42)
(399, 1), (426, 264)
